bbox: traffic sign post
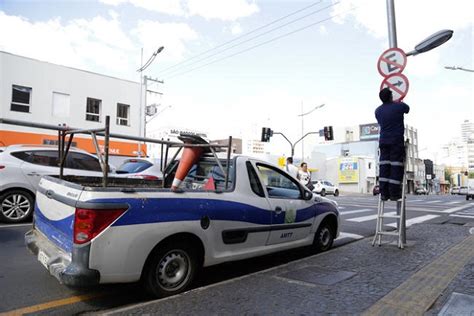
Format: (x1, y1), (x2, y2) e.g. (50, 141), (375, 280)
(380, 73), (409, 102)
(377, 47), (407, 77)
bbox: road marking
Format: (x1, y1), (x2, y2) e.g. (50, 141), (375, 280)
(424, 200), (442, 204)
(348, 212), (396, 223)
(0, 293), (105, 316)
(0, 223), (32, 229)
(444, 201), (461, 205)
(336, 232), (364, 240)
(338, 206), (346, 210)
(442, 203), (474, 214)
(340, 209), (373, 215)
(387, 214), (439, 228)
(449, 214), (474, 219)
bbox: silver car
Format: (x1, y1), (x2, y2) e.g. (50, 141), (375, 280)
(115, 158), (163, 180)
(0, 145), (109, 223)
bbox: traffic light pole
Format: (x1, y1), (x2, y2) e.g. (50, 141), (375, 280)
(273, 131), (320, 158)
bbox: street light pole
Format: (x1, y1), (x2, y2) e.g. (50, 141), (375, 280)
(386, 0), (398, 48)
(445, 66), (474, 73)
(136, 46), (164, 157)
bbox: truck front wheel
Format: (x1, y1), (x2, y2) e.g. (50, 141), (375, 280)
(142, 241), (198, 298)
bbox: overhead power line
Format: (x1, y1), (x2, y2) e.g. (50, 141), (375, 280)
(167, 4), (358, 80)
(161, 1), (339, 77)
(159, 0), (324, 75)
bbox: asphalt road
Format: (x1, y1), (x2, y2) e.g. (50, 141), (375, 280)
(0, 193), (472, 315)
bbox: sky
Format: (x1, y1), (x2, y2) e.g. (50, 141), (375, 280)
(0, 0), (473, 162)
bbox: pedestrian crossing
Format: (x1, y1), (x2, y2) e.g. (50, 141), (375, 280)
(337, 200), (474, 227)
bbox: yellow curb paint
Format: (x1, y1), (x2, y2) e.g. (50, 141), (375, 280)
(0, 293), (104, 316)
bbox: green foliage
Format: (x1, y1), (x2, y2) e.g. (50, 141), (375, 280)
(469, 172), (474, 179)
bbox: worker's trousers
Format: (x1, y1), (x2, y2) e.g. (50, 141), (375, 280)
(379, 142), (405, 199)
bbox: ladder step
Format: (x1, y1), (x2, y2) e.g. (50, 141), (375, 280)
(376, 231), (399, 236)
(380, 214), (401, 219)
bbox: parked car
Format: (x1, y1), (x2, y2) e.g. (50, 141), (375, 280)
(450, 186), (460, 195)
(466, 179), (474, 201)
(459, 186), (468, 195)
(415, 187), (428, 195)
(312, 180), (339, 196)
(115, 158), (163, 180)
(0, 145), (113, 223)
(373, 184), (380, 195)
(26, 154), (339, 298)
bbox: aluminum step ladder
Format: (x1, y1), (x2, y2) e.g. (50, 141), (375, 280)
(372, 141), (408, 249)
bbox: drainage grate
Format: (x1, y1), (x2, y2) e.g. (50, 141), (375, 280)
(279, 266), (356, 286)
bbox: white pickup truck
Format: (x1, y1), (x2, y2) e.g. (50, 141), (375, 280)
(26, 154), (339, 298)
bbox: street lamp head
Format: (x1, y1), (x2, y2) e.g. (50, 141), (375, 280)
(157, 46), (165, 54)
(407, 29), (453, 56)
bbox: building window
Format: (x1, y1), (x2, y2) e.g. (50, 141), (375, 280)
(52, 92), (70, 117)
(11, 85), (32, 113)
(86, 98), (101, 122)
(116, 103), (130, 126)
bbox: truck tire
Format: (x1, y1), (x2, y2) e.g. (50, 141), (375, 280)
(0, 190), (34, 223)
(313, 219), (335, 252)
(142, 241), (198, 298)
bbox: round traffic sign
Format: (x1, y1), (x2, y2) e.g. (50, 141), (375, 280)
(380, 73), (409, 102)
(377, 48), (407, 77)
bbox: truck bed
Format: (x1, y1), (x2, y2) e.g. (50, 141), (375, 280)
(52, 175), (165, 189)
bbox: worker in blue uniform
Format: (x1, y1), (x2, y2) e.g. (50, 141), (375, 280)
(375, 88), (410, 201)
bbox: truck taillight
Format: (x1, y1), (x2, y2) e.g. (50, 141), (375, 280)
(74, 208), (127, 244)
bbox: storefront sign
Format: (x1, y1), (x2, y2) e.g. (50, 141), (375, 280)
(359, 123), (380, 140)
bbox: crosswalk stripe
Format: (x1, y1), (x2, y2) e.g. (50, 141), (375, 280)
(387, 214), (439, 228)
(336, 232), (364, 240)
(449, 214), (474, 219)
(424, 200), (442, 204)
(340, 209), (373, 215)
(444, 201), (461, 205)
(348, 212), (396, 223)
(442, 203), (474, 214)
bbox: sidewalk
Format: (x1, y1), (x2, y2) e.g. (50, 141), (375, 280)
(103, 223), (474, 315)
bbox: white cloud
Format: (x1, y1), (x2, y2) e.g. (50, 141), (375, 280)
(319, 25), (328, 35)
(186, 0), (259, 21)
(0, 11), (200, 78)
(130, 0), (184, 16)
(132, 20), (199, 63)
(231, 23), (243, 35)
(99, 0), (259, 21)
(332, 0), (474, 76)
(99, 0), (128, 6)
(0, 11), (134, 72)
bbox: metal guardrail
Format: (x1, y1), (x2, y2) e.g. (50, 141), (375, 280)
(1, 117), (233, 188)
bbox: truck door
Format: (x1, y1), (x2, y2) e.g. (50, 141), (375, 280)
(253, 163), (313, 245)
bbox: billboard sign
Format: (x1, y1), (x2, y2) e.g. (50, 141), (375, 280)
(359, 123), (380, 140)
(338, 157), (359, 183)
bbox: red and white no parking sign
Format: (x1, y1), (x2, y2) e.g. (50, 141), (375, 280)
(377, 48), (407, 77)
(380, 73), (409, 102)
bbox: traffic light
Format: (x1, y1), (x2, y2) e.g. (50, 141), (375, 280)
(323, 126), (334, 141)
(261, 127), (273, 142)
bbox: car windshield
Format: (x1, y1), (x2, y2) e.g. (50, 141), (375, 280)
(117, 160), (152, 174)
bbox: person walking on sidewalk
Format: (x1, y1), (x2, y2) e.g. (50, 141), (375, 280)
(285, 157), (299, 179)
(375, 88), (410, 201)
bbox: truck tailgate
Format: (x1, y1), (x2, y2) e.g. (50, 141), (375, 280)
(34, 177), (83, 254)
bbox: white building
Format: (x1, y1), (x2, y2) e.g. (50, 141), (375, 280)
(441, 139), (468, 169)
(0, 51), (142, 164)
(310, 123), (421, 193)
(461, 119), (474, 142)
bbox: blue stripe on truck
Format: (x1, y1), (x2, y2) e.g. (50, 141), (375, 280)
(76, 198), (334, 227)
(34, 204), (74, 253)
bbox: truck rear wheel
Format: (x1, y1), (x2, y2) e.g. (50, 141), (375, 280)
(142, 241), (198, 298)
